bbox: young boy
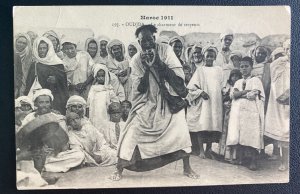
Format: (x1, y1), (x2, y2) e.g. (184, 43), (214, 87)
(102, 102), (124, 149)
(66, 112), (117, 166)
(121, 100), (132, 122)
(226, 56), (265, 170)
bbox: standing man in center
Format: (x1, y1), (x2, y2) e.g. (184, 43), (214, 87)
(110, 25), (199, 181)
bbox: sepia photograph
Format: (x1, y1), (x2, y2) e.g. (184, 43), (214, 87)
(13, 6), (290, 189)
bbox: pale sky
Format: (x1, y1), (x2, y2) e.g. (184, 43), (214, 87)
(14, 6), (290, 45)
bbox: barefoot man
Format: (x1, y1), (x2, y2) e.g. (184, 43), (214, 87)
(111, 25), (199, 181)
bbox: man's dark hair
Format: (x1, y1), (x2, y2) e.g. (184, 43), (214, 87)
(62, 42), (77, 49)
(241, 56), (254, 67)
(135, 25), (157, 38)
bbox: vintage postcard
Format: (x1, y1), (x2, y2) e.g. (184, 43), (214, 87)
(14, 6), (290, 189)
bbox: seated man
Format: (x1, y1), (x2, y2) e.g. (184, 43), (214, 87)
(66, 112), (117, 166)
(20, 89), (85, 174)
(66, 95), (90, 125)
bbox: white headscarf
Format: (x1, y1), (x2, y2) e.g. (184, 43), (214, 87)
(33, 89), (54, 102)
(66, 95), (87, 108)
(93, 63), (111, 85)
(106, 39), (126, 59)
(32, 37), (62, 65)
(15, 96), (34, 109)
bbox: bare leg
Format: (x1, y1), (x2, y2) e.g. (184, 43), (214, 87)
(183, 156), (199, 179)
(197, 135), (206, 159)
(110, 163), (124, 181)
(248, 148), (258, 171)
(279, 147), (289, 171)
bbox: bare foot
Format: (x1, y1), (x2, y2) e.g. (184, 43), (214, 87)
(110, 171), (122, 181)
(278, 164), (287, 171)
(198, 152), (206, 159)
(248, 162), (258, 171)
(183, 169), (200, 179)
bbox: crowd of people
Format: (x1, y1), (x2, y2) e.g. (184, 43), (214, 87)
(14, 25), (290, 187)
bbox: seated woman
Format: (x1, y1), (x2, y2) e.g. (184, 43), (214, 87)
(226, 56), (265, 171)
(25, 37), (69, 115)
(66, 112), (117, 167)
(106, 39), (132, 100)
(87, 64), (123, 131)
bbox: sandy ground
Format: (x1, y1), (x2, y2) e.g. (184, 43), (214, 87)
(38, 145), (289, 189)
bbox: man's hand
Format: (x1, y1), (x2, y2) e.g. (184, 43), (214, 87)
(200, 91), (210, 100)
(75, 83), (86, 93)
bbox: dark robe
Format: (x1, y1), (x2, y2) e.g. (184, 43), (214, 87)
(25, 62), (69, 115)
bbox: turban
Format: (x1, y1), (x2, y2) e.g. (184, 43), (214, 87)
(15, 96), (34, 109)
(66, 95), (87, 108)
(202, 45), (218, 56)
(61, 37), (78, 46)
(33, 89), (54, 102)
(168, 36), (184, 45)
(190, 42), (203, 54)
(108, 102), (122, 114)
(106, 39), (125, 59)
(230, 50), (244, 59)
(156, 35), (169, 44)
(271, 47), (285, 59)
(220, 29), (234, 41)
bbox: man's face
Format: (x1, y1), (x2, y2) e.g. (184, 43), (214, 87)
(230, 73), (241, 85)
(231, 56), (241, 69)
(47, 35), (58, 52)
(100, 40), (108, 52)
(128, 45), (138, 58)
(69, 115), (82, 131)
(183, 68), (192, 82)
(87, 42), (98, 58)
(96, 70), (105, 85)
(111, 45), (123, 59)
(255, 48), (268, 63)
(222, 35), (233, 49)
(16, 36), (27, 52)
(204, 50), (216, 66)
(110, 112), (122, 122)
(138, 31), (156, 51)
(35, 95), (51, 115)
(38, 42), (48, 58)
(192, 47), (203, 63)
(69, 104), (84, 117)
(63, 44), (77, 58)
(172, 41), (183, 58)
(20, 102), (32, 112)
(121, 102), (131, 117)
(240, 61), (252, 77)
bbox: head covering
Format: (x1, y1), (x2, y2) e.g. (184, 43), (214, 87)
(220, 29), (234, 41)
(230, 50), (243, 60)
(156, 35), (169, 44)
(61, 37), (78, 46)
(190, 42), (203, 55)
(108, 102), (122, 114)
(128, 41), (142, 52)
(42, 30), (61, 52)
(66, 95), (87, 108)
(271, 47), (285, 60)
(33, 89), (54, 102)
(97, 35), (110, 43)
(251, 45), (270, 63)
(106, 39), (126, 59)
(283, 39), (290, 49)
(92, 63), (111, 85)
(84, 37), (98, 51)
(15, 96), (34, 109)
(168, 36), (184, 46)
(27, 31), (38, 45)
(32, 37), (63, 65)
(202, 45), (218, 56)
(14, 33), (33, 69)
